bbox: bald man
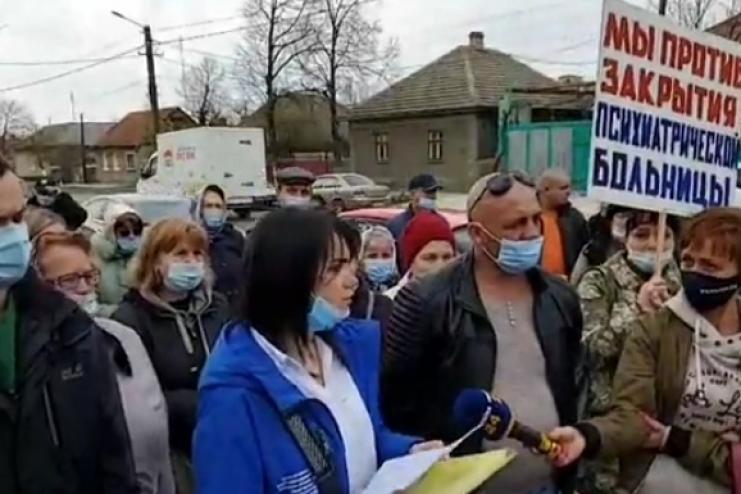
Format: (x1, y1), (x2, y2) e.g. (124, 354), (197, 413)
(536, 168), (589, 278)
(382, 172), (583, 494)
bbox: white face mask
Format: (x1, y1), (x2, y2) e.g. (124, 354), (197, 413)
(627, 249), (673, 275)
(279, 195), (312, 208)
(66, 291), (100, 316)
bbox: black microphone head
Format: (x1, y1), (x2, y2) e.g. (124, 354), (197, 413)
(452, 388), (491, 435)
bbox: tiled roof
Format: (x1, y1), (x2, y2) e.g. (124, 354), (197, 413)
(20, 122), (114, 148)
(707, 13), (741, 41)
(96, 107), (194, 147)
(349, 43), (557, 120)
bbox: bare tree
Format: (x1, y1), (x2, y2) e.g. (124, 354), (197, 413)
(0, 99), (35, 156)
(300, 0), (398, 166)
(236, 0), (317, 160)
(179, 57), (230, 126)
(652, 0), (718, 28)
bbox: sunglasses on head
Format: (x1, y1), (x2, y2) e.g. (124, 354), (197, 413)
(469, 171), (535, 213)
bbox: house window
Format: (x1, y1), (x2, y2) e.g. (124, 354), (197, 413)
(428, 130), (443, 161)
(126, 152), (136, 171)
(103, 152), (113, 171)
(112, 153), (121, 172)
(375, 133), (389, 163)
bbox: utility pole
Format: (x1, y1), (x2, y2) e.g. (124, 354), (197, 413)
(658, 0), (668, 16)
(79, 113), (88, 183)
(143, 25), (160, 136)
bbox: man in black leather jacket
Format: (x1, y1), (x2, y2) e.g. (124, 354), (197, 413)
(382, 172), (583, 494)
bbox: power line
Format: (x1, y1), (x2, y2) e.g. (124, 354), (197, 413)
(158, 26), (247, 46)
(0, 54), (141, 67)
(158, 15), (243, 33)
(0, 45), (142, 93)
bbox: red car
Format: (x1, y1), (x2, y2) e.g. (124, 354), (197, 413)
(340, 207), (471, 253)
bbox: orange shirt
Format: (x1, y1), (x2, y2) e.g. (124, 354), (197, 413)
(541, 210), (567, 276)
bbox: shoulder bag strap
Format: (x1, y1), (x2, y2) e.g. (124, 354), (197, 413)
(366, 290), (376, 320)
(284, 413), (343, 494)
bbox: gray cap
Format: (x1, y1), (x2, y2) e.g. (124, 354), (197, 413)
(276, 166), (316, 186)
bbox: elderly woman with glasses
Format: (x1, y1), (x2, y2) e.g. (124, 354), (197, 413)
(33, 231), (175, 494)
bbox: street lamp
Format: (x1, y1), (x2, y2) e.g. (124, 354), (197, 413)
(111, 11), (160, 135)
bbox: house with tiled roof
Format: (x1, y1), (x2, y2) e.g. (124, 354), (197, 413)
(707, 12), (741, 42)
(95, 106), (195, 183)
(13, 122), (114, 181)
(348, 32), (586, 191)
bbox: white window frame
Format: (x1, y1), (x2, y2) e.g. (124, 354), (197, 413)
(103, 152), (111, 171)
(112, 153), (121, 172)
(125, 152), (136, 171)
(428, 130), (443, 161)
(375, 133), (389, 163)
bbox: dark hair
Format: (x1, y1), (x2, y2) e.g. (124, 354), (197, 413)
(625, 210), (680, 237)
(0, 154), (9, 177)
(202, 184), (225, 202)
(242, 208), (360, 345)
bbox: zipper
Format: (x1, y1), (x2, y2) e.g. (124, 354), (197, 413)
(42, 384), (60, 448)
(197, 316), (211, 358)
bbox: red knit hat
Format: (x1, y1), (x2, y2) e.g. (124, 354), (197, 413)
(401, 212), (455, 271)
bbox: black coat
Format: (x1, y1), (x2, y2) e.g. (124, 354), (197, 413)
(557, 203), (590, 276)
(350, 278), (394, 336)
(0, 273), (137, 494)
(28, 192), (88, 230)
(111, 289), (230, 457)
(207, 224), (246, 311)
(381, 254), (583, 491)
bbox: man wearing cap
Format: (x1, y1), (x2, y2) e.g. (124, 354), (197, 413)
(27, 177), (88, 230)
(382, 172), (583, 494)
(274, 166), (316, 208)
(387, 173), (442, 241)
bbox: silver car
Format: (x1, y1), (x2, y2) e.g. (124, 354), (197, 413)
(81, 193), (193, 235)
(312, 173), (390, 211)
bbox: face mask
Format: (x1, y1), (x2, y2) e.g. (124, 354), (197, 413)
(627, 250), (673, 275)
(117, 236), (141, 255)
(280, 195), (311, 208)
(0, 223), (31, 288)
(418, 197), (436, 211)
(476, 224), (542, 275)
(682, 270), (739, 312)
(365, 259), (397, 286)
(67, 291), (100, 316)
(307, 295), (350, 333)
(36, 194), (55, 207)
(164, 262), (205, 293)
(202, 209), (226, 230)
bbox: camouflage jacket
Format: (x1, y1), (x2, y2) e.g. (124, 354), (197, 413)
(577, 252), (681, 419)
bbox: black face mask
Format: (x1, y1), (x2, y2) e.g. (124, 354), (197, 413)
(681, 270), (739, 312)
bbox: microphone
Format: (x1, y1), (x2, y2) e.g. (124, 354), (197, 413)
(452, 389), (559, 457)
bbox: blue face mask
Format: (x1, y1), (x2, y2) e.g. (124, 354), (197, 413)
(117, 236), (141, 255)
(164, 262), (205, 293)
(477, 224), (543, 275)
(307, 295), (350, 333)
(418, 197), (436, 211)
(202, 209), (226, 230)
(365, 259), (398, 287)
(0, 223), (31, 288)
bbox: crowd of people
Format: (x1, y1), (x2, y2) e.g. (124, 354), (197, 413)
(2, 152), (741, 494)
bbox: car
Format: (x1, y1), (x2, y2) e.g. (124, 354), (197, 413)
(340, 207), (471, 253)
(312, 173), (391, 211)
(81, 193), (194, 235)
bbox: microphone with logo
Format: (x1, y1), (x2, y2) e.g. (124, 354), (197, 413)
(452, 389), (560, 458)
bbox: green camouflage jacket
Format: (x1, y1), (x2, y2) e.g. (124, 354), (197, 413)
(578, 252), (681, 419)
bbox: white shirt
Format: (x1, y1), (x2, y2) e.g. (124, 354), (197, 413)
(252, 330), (377, 494)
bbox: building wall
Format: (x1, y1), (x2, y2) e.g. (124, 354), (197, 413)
(13, 146), (100, 182)
(348, 112), (480, 192)
(13, 150), (45, 178)
(95, 146), (152, 184)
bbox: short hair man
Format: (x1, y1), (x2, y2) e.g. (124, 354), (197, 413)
(0, 157), (138, 493)
(27, 177), (88, 230)
(382, 172), (583, 494)
(387, 173), (442, 241)
(536, 168), (589, 278)
(275, 166), (315, 208)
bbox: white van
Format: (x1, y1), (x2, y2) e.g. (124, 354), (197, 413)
(137, 127), (275, 216)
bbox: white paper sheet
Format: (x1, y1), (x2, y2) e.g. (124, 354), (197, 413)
(360, 447), (449, 494)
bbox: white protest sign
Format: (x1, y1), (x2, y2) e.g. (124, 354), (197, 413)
(588, 0), (741, 216)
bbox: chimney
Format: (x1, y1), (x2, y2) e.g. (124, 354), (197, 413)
(469, 31), (484, 49)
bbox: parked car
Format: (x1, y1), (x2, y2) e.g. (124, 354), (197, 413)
(81, 193), (193, 234)
(340, 207), (471, 253)
(313, 173), (390, 211)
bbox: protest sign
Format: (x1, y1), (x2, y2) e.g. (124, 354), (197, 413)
(588, 0), (741, 216)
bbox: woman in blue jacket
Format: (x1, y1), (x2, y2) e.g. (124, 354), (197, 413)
(194, 208), (440, 494)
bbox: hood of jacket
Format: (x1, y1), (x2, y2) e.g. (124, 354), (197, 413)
(91, 203), (141, 262)
(200, 318), (380, 412)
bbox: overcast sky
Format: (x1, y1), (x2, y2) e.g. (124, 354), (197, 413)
(0, 0), (698, 126)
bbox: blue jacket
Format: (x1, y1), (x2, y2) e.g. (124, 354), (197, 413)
(194, 319), (419, 494)
(386, 207), (415, 241)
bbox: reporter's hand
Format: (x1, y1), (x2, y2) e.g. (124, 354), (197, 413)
(548, 427), (586, 467)
(410, 440), (445, 454)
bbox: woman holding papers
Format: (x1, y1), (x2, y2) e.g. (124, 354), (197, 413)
(551, 208), (741, 494)
(194, 208), (440, 494)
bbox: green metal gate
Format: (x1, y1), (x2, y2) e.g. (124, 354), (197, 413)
(501, 120), (592, 192)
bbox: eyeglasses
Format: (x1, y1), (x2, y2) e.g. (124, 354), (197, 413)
(115, 227), (142, 238)
(469, 171), (535, 214)
(49, 269), (100, 292)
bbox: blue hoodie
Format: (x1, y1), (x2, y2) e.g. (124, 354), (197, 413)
(194, 318), (419, 494)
